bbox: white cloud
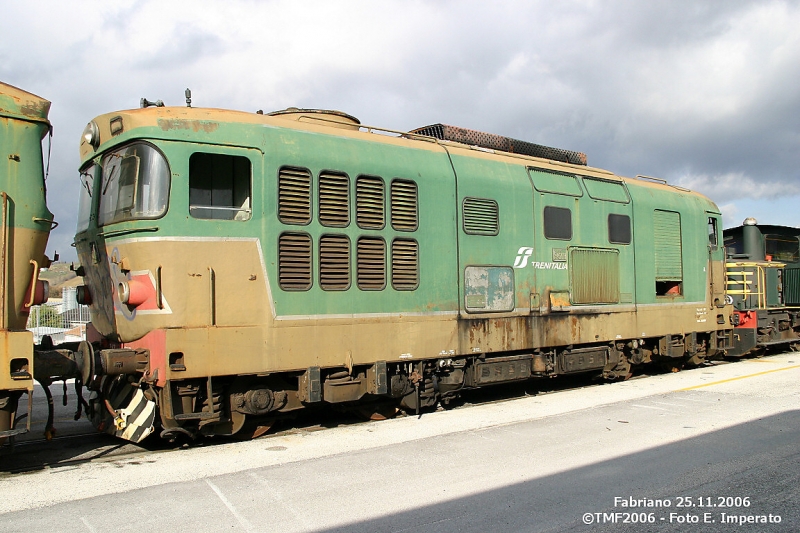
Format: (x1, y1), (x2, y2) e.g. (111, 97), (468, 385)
(676, 172), (800, 203)
(2, 0), (799, 261)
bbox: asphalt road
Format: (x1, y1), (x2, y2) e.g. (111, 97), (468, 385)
(1, 353), (798, 532)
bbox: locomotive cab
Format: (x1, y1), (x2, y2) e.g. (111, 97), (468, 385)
(723, 218), (800, 356)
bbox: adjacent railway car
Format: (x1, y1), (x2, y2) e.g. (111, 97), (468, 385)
(73, 103), (732, 441)
(0, 82), (56, 442)
(723, 219), (800, 356)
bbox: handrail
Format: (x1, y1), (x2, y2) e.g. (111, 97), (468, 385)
(208, 267), (216, 326)
(26, 259), (40, 308)
(32, 217), (58, 230)
(635, 174), (667, 184)
(725, 262), (784, 310)
(96, 226), (159, 239)
(0, 192), (7, 329)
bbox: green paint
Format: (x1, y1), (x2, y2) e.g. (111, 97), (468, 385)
(76, 111), (722, 318)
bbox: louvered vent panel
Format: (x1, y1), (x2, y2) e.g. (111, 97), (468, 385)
(278, 167), (312, 224)
(653, 210), (683, 281)
(785, 268), (800, 306)
(357, 237), (386, 290)
(391, 179), (418, 231)
(356, 176), (385, 229)
(319, 235), (351, 290)
(278, 233), (312, 290)
(463, 197), (499, 235)
(570, 248), (620, 304)
(392, 239), (419, 290)
(319, 172), (349, 227)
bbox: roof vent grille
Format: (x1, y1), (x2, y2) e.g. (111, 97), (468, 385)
(410, 123), (587, 166)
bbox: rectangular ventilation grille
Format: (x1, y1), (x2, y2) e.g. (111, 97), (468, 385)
(785, 268), (800, 306)
(356, 176), (385, 229)
(357, 237), (386, 290)
(278, 167), (312, 225)
(319, 172), (349, 227)
(654, 210), (683, 280)
(278, 232), (312, 290)
(319, 234), (350, 290)
(391, 179), (418, 231)
(463, 197), (499, 235)
(392, 239), (419, 290)
(570, 248), (620, 304)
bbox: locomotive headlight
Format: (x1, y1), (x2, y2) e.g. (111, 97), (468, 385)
(76, 285), (92, 306)
(117, 280), (130, 304)
(82, 121), (100, 149)
(117, 279), (150, 307)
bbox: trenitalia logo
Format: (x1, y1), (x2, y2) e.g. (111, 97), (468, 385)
(513, 247), (569, 270)
(513, 247), (534, 268)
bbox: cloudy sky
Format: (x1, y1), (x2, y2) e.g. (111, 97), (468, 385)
(2, 0), (798, 261)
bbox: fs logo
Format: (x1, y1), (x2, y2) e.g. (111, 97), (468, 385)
(513, 247), (534, 268)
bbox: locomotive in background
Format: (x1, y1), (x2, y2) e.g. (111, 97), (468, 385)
(0, 82), (58, 442)
(724, 219), (800, 356)
(71, 99), (733, 442)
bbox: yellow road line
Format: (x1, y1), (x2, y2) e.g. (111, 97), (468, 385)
(678, 364), (800, 391)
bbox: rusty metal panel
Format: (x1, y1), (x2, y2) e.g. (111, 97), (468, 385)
(470, 355), (532, 385)
(411, 123), (587, 166)
(570, 248), (620, 304)
(298, 366), (321, 403)
(464, 266), (514, 312)
(558, 347), (608, 373)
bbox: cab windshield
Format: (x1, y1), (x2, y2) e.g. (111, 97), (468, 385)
(766, 235), (800, 263)
(98, 142), (169, 226)
(77, 163), (98, 232)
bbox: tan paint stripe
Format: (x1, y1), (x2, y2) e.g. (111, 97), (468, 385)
(678, 364), (800, 391)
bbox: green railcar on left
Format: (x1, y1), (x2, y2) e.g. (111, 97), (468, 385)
(0, 82), (57, 443)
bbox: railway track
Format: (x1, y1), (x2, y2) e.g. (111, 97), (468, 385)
(0, 359), (738, 476)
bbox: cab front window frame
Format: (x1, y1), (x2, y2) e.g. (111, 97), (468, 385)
(97, 141), (170, 227)
(77, 162), (99, 233)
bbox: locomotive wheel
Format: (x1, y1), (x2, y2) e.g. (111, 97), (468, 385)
(352, 403), (400, 421)
(233, 418), (275, 440)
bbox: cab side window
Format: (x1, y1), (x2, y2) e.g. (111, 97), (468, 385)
(544, 206), (572, 240)
(189, 153), (252, 220)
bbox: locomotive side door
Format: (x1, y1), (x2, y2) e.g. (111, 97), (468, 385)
(448, 150), (536, 353)
(706, 213), (726, 307)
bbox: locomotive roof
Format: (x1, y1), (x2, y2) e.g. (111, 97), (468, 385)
(725, 223), (800, 234)
(79, 105), (718, 208)
(0, 81), (51, 125)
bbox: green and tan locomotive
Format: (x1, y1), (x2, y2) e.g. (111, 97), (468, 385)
(0, 82), (57, 442)
(73, 101), (733, 441)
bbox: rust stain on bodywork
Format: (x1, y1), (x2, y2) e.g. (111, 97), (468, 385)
(157, 118), (219, 133)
